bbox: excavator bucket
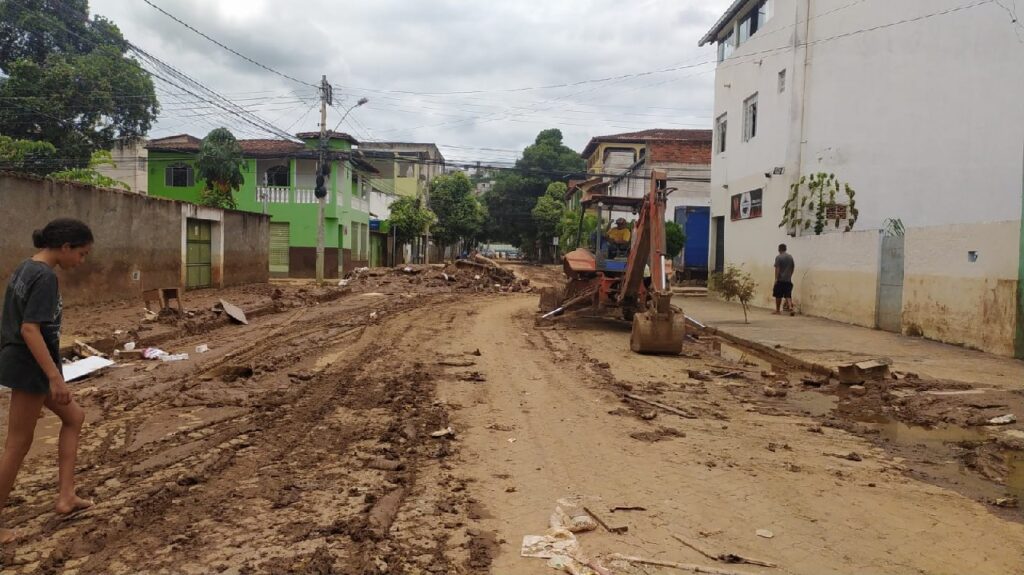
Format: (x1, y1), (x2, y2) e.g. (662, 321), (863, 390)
(630, 309), (685, 354)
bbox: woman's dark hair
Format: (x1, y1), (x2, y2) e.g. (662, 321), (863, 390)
(32, 218), (94, 249)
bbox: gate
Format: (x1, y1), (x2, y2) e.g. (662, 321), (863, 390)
(185, 219), (212, 289)
(877, 235), (905, 332)
(269, 222), (290, 276)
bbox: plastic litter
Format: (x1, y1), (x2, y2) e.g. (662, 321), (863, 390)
(160, 353), (189, 362)
(123, 341), (136, 352)
(143, 347), (168, 360)
(195, 344), (210, 354)
(988, 414), (1017, 425)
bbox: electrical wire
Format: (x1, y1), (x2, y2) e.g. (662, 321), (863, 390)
(140, 0), (317, 87)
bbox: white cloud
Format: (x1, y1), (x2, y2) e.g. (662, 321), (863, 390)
(90, 0), (733, 159)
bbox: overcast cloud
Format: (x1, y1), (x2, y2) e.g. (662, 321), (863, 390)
(89, 0), (733, 163)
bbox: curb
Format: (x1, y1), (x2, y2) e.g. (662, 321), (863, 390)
(698, 324), (834, 377)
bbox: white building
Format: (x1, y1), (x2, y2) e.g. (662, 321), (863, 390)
(97, 140), (148, 194)
(701, 0), (1024, 356)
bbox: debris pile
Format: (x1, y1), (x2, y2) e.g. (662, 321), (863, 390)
(346, 260), (530, 294)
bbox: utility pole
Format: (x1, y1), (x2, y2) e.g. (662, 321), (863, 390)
(315, 75), (332, 285)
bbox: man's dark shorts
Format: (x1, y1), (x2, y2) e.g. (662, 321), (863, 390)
(773, 280), (793, 299)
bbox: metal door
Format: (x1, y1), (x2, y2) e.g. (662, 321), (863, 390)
(269, 222), (290, 276)
(877, 235), (905, 332)
(186, 219), (212, 288)
(683, 206), (711, 270)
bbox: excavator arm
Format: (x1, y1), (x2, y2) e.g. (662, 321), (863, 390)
(618, 170), (685, 354)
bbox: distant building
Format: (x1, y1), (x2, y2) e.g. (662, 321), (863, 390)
(96, 140), (149, 194)
(572, 129), (713, 278)
(357, 142), (444, 265)
(145, 131), (378, 279)
(700, 0), (1024, 356)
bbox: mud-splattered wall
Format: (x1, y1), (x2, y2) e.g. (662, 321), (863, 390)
(0, 172), (269, 305)
(903, 221), (1020, 357)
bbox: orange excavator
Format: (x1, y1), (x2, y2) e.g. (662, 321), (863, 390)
(539, 170), (685, 354)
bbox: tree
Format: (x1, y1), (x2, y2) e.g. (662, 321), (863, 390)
(0, 0), (158, 170)
(710, 264), (758, 323)
(428, 171), (484, 254)
(483, 129), (585, 257)
(665, 221), (685, 259)
(50, 149), (129, 190)
(0, 135), (57, 175)
(389, 196), (436, 247)
(195, 128), (244, 209)
(557, 208), (598, 251)
(531, 182), (566, 263)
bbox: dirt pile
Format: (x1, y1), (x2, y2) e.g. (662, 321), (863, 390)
(345, 261), (531, 295)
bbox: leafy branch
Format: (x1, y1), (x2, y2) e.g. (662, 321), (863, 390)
(780, 173), (858, 236)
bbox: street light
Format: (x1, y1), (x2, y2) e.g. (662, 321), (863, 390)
(316, 96), (370, 285)
(331, 97), (369, 133)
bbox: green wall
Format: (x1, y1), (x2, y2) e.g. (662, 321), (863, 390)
(147, 143), (368, 254)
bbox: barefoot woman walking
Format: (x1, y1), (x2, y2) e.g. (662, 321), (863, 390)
(0, 219), (95, 544)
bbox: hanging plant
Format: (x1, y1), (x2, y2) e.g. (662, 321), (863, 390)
(780, 172), (859, 236)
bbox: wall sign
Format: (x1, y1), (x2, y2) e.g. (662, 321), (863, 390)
(730, 188), (763, 221)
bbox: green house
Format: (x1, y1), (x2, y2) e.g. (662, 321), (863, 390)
(146, 131), (378, 279)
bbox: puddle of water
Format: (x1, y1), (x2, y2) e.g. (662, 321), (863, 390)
(868, 419), (987, 446)
(788, 391), (838, 417)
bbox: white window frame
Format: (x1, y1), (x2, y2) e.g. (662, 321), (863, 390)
(743, 93), (758, 142)
(715, 113), (728, 154)
(165, 163), (194, 187)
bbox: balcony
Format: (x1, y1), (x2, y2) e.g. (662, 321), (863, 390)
(256, 186), (289, 203)
(255, 186), (322, 205)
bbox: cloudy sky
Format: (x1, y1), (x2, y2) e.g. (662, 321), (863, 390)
(90, 0), (733, 164)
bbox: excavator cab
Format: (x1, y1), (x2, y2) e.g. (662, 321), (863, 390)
(582, 196), (642, 275)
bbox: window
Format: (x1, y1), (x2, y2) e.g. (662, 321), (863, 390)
(778, 69), (787, 93)
(717, 28), (735, 62)
(165, 163), (194, 187)
(715, 114), (728, 154)
(743, 93), (758, 142)
(265, 165), (289, 187)
(738, 0), (770, 46)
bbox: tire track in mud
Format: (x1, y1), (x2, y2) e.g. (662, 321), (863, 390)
(4, 293), (491, 574)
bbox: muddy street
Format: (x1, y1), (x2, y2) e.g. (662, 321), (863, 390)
(2, 269), (1023, 574)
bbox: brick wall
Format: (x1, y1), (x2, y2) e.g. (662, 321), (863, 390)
(648, 140), (712, 165)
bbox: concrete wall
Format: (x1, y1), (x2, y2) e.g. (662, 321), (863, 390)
(1, 173), (182, 304)
(0, 173), (271, 305)
(903, 221), (1021, 356)
(223, 210), (270, 287)
(786, 230), (881, 328)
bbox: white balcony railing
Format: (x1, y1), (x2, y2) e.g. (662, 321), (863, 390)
(256, 186), (289, 204)
(295, 188), (317, 204)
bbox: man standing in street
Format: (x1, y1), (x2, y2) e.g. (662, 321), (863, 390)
(773, 244), (795, 316)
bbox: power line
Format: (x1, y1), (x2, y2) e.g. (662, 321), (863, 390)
(140, 0), (317, 87)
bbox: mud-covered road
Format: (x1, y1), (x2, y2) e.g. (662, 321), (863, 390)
(2, 264), (1023, 574)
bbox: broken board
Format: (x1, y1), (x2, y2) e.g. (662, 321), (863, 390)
(64, 356), (115, 382)
(219, 299), (249, 325)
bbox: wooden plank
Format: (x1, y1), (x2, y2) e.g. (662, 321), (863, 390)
(625, 394), (698, 419)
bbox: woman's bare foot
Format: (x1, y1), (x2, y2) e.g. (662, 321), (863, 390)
(55, 495), (93, 515)
(0, 528), (22, 544)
